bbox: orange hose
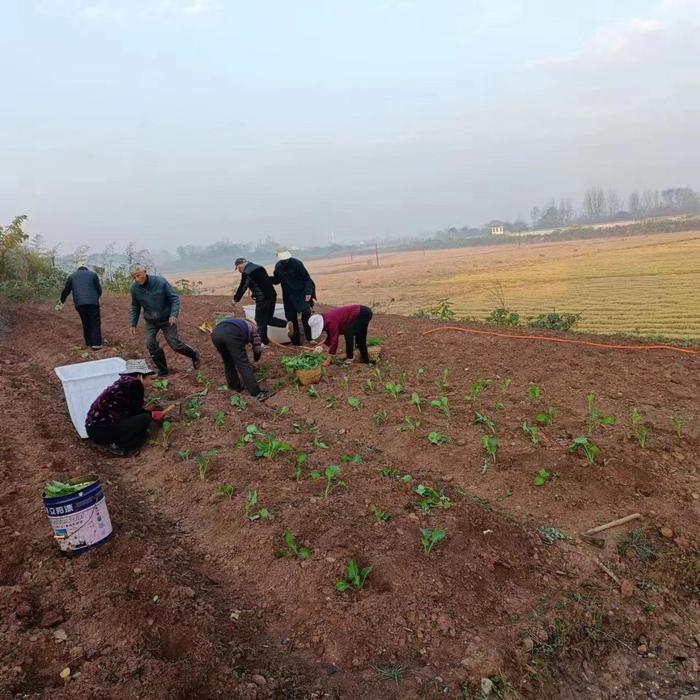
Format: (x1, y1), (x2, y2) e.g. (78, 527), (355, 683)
(421, 326), (698, 356)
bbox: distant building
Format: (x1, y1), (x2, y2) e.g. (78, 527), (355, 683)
(490, 225), (505, 236)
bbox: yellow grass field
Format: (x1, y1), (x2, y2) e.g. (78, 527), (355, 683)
(189, 231), (700, 340)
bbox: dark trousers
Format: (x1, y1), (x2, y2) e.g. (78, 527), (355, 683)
(86, 413), (152, 451)
(145, 319), (197, 360)
(76, 304), (102, 347)
(284, 300), (312, 346)
(254, 297), (286, 345)
(344, 306), (373, 362)
(211, 323), (261, 396)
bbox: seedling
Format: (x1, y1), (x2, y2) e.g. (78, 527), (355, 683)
(214, 411), (226, 431)
(533, 468), (552, 486)
(177, 448), (191, 461)
(363, 378), (374, 394)
(341, 453), (363, 464)
(376, 664), (409, 687)
(501, 377), (513, 392)
(414, 484), (453, 513)
(372, 365), (383, 380)
(472, 412), (496, 434)
(185, 396), (203, 420)
(152, 378), (170, 392)
(427, 431), (449, 445)
(372, 507), (392, 522)
(536, 406), (557, 426)
(294, 452), (307, 481)
(336, 559), (372, 591)
(586, 393), (615, 435)
(150, 420), (175, 448)
(234, 424), (264, 447)
(494, 401), (505, 411)
(254, 435), (294, 460)
(229, 394), (247, 410)
(194, 449), (219, 480)
(482, 434), (498, 463)
(195, 370), (212, 387)
(307, 386), (320, 399)
(420, 528), (446, 556)
(276, 405), (290, 418)
(385, 382), (404, 400)
(618, 528), (656, 561)
(430, 395), (450, 418)
(310, 465), (346, 497)
(217, 384), (228, 392)
(256, 365), (270, 382)
(631, 408), (650, 448)
(340, 375), (349, 390)
(528, 386), (542, 403)
(410, 392), (423, 412)
(347, 396), (362, 411)
(398, 416), (422, 432)
(282, 529), (312, 559)
(373, 409), (388, 427)
(537, 526), (571, 545)
(378, 467), (413, 482)
(435, 368), (450, 392)
(568, 436), (600, 464)
(312, 437), (329, 449)
(467, 378), (491, 401)
(219, 483), (236, 499)
(244, 490), (272, 521)
(671, 415), (684, 439)
(522, 421), (539, 445)
(416, 367), (425, 378)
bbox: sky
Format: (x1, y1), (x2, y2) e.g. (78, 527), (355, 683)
(1, 0), (699, 253)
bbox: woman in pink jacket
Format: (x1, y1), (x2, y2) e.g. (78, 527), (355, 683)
(308, 305), (373, 364)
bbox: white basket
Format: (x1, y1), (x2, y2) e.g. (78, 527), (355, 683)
(242, 304), (290, 344)
(54, 357), (127, 438)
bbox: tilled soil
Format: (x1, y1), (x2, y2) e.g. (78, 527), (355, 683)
(1, 296), (699, 699)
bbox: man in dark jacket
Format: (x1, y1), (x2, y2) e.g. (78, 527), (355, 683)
(232, 257), (286, 346)
(58, 259), (103, 349)
(271, 249), (316, 345)
(129, 264), (201, 376)
(210, 317), (268, 400)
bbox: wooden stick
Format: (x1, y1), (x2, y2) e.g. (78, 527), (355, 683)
(584, 512), (641, 536)
(594, 558), (621, 586)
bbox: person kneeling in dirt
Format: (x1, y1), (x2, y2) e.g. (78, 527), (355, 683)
(308, 305), (373, 364)
(85, 359), (167, 457)
(211, 316), (269, 401)
(129, 264), (201, 377)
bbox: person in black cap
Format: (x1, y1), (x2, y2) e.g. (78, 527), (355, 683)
(232, 257), (286, 346)
(85, 359), (169, 456)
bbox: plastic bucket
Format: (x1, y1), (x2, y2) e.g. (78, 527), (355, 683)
(43, 475), (113, 554)
(242, 304), (290, 344)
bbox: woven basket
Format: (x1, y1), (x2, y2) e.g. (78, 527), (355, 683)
(355, 345), (381, 363)
(295, 366), (323, 386)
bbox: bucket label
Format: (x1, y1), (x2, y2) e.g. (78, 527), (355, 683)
(48, 496), (113, 552)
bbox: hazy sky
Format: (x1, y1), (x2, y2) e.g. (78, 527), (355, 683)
(1, 0), (699, 252)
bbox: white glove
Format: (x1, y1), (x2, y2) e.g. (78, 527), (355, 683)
(54, 302), (64, 312)
(313, 345), (325, 355)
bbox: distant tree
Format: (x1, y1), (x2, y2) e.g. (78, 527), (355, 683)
(661, 187), (700, 214)
(558, 197), (574, 225)
(582, 187), (607, 221)
(606, 189), (621, 217)
(628, 191), (641, 216)
(539, 206), (560, 228)
(530, 206), (541, 229)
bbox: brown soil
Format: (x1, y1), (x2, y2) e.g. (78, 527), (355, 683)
(1, 296), (699, 699)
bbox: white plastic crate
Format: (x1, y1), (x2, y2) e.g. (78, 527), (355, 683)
(54, 357), (127, 438)
(243, 304), (290, 344)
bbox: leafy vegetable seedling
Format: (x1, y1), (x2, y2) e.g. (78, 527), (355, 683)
(307, 386), (320, 399)
(229, 394), (247, 410)
(472, 412), (496, 434)
(568, 436), (600, 464)
(466, 378), (491, 402)
(276, 405), (290, 418)
(435, 368), (450, 392)
(420, 528), (446, 556)
(347, 396), (362, 411)
(482, 435), (498, 464)
(397, 415), (422, 432)
(428, 431), (449, 445)
(340, 375), (349, 390)
(586, 393), (615, 435)
(385, 382), (404, 400)
(631, 408), (650, 448)
(537, 526), (571, 545)
(152, 378), (170, 392)
(536, 406), (556, 426)
(195, 370), (212, 387)
(244, 491), (272, 521)
(372, 507), (392, 522)
(185, 396), (203, 420)
(671, 415), (684, 439)
(341, 453), (363, 464)
(282, 528), (312, 559)
(533, 469), (552, 486)
(312, 436), (329, 449)
(310, 465), (346, 497)
(410, 392), (423, 412)
(373, 409), (388, 427)
(219, 483), (236, 499)
(195, 449), (219, 480)
(414, 484), (453, 513)
(178, 448), (191, 461)
(150, 420), (175, 448)
(214, 411), (226, 431)
(522, 421), (539, 445)
(254, 435), (294, 460)
(234, 424), (264, 447)
(336, 559), (372, 591)
(528, 386), (542, 403)
(430, 395), (450, 417)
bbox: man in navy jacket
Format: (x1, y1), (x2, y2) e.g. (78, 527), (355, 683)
(59, 259), (103, 349)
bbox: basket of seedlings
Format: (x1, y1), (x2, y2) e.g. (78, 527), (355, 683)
(281, 352), (326, 385)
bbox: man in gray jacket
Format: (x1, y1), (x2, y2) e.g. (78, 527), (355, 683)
(59, 259), (103, 349)
(129, 264), (200, 376)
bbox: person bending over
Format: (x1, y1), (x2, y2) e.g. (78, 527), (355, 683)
(85, 359), (167, 456)
(308, 304), (373, 364)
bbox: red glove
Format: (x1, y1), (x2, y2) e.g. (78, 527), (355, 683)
(151, 410), (166, 421)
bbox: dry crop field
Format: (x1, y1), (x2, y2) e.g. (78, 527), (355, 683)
(192, 231), (700, 341)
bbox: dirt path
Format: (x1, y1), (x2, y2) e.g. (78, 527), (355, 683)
(1, 296), (699, 699)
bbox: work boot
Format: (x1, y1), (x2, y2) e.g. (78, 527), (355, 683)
(192, 351), (201, 370)
(151, 349), (169, 377)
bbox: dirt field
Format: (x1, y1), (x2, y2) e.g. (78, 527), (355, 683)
(1, 296), (699, 699)
(189, 231), (700, 340)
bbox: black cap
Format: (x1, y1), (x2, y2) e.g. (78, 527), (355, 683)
(234, 257), (246, 267)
